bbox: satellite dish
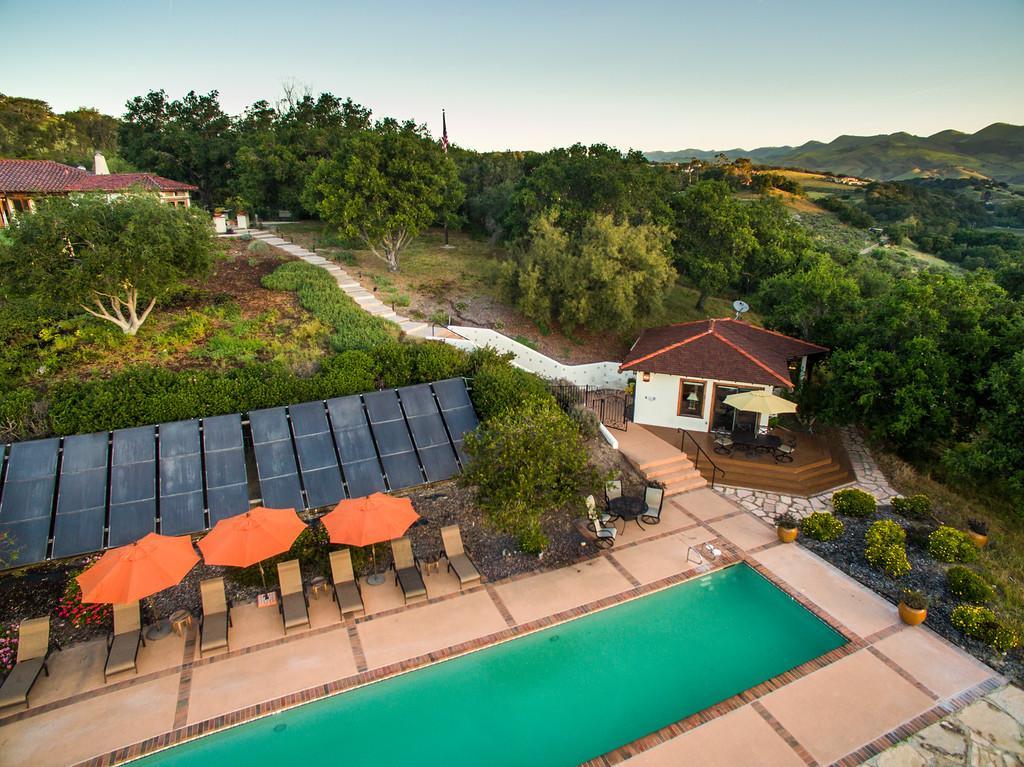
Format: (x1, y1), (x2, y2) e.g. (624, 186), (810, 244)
(732, 300), (750, 320)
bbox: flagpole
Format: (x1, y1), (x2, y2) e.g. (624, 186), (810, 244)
(442, 109), (451, 248)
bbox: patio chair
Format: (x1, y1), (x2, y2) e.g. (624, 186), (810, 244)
(440, 525), (482, 589)
(585, 504), (617, 549)
(712, 433), (734, 455)
(277, 559), (311, 634)
(604, 479), (622, 510)
(0, 616), (58, 709)
(199, 577), (232, 657)
(329, 549), (365, 621)
(585, 494), (615, 532)
(104, 602), (144, 681)
(391, 537), (427, 605)
(641, 486), (665, 525)
(773, 437), (796, 463)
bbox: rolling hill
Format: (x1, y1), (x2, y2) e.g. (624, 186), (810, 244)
(647, 123), (1024, 184)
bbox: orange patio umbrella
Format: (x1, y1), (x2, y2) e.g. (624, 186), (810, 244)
(198, 506), (307, 586)
(77, 532), (200, 605)
(321, 493), (419, 584)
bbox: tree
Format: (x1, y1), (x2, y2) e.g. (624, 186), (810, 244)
(462, 397), (599, 553)
(671, 180), (755, 310)
(302, 119), (462, 271)
(0, 194), (214, 335)
(757, 252), (860, 341)
(500, 211), (676, 333)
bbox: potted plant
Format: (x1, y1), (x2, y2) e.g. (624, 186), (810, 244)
(967, 519), (989, 549)
(775, 512), (800, 543)
(898, 588), (929, 625)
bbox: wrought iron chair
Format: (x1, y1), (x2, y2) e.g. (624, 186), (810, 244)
(773, 437), (797, 463)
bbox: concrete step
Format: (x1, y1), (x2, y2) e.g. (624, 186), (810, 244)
(644, 457), (696, 479)
(400, 321), (428, 334)
(663, 475), (708, 496)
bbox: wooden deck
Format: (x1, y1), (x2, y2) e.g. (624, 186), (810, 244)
(641, 425), (855, 496)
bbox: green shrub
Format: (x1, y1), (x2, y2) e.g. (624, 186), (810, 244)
(801, 512), (845, 541)
(467, 349), (549, 422)
(928, 525), (978, 563)
(371, 342), (414, 388)
(311, 350), (378, 400)
(0, 387), (35, 440)
(951, 603), (996, 636)
(865, 519), (911, 577)
(412, 342), (470, 383)
(946, 566), (995, 604)
(832, 488), (876, 517)
(899, 588), (929, 610)
(247, 240), (270, 254)
(890, 494), (932, 520)
(988, 623), (1021, 653)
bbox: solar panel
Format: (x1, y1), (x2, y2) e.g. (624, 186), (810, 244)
(326, 395), (386, 498)
(158, 420), (205, 535)
(108, 426), (156, 546)
(398, 385), (459, 481)
(363, 390), (424, 490)
(201, 414), (250, 524)
(432, 378), (479, 466)
(52, 432), (108, 558)
(249, 407), (304, 510)
(0, 438), (60, 565)
(288, 401), (343, 508)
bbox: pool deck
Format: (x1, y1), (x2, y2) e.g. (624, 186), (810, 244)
(0, 489), (1006, 767)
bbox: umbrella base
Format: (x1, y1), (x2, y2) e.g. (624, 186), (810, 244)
(145, 619), (173, 641)
(366, 573), (386, 586)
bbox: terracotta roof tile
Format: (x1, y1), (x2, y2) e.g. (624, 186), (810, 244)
(68, 173), (197, 192)
(0, 159), (196, 193)
(620, 318), (828, 387)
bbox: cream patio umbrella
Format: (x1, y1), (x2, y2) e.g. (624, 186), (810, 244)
(722, 390), (798, 416)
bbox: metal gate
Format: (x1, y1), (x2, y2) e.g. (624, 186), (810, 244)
(550, 385), (634, 431)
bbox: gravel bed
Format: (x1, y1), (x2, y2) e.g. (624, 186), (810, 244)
(800, 505), (1023, 684)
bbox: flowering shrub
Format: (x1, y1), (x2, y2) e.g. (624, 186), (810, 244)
(57, 559), (111, 630)
(865, 520), (911, 577)
(946, 566), (994, 604)
(0, 623), (18, 672)
(928, 525), (978, 563)
(801, 512), (845, 541)
(950, 603), (1020, 653)
(832, 488), (876, 518)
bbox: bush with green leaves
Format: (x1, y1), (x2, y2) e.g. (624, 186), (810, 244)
(890, 494), (932, 520)
(0, 388), (35, 441)
(412, 341), (471, 383)
(928, 525), (978, 563)
(864, 519), (911, 577)
(461, 398), (601, 553)
(946, 566), (995, 604)
(466, 349), (549, 422)
(832, 488), (876, 518)
(950, 603), (1020, 652)
(262, 262), (397, 352)
(800, 512), (845, 541)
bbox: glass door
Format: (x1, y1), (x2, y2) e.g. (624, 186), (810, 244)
(711, 386), (759, 432)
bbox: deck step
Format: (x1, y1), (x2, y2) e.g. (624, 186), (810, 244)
(644, 457), (696, 479)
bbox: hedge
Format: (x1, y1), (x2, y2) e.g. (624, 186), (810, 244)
(800, 511), (845, 541)
(864, 519), (911, 577)
(832, 488), (877, 517)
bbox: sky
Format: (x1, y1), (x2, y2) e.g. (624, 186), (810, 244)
(3, 0), (1023, 152)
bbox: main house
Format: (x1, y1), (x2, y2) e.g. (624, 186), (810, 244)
(0, 154), (196, 228)
(620, 318), (828, 433)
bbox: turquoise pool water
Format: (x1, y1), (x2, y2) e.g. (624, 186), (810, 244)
(138, 564), (843, 767)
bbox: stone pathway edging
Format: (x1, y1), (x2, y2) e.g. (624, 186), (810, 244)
(714, 427), (898, 525)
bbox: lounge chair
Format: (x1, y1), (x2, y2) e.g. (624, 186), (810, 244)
(0, 616), (57, 709)
(105, 602), (144, 681)
(329, 549), (365, 621)
(199, 577), (232, 656)
(604, 480), (622, 510)
(440, 525), (482, 589)
(391, 537), (427, 604)
(586, 503), (617, 549)
(641, 486), (665, 525)
(277, 559), (311, 634)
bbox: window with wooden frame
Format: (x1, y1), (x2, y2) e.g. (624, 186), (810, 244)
(677, 379), (705, 417)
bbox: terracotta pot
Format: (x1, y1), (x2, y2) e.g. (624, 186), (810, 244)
(777, 526), (798, 544)
(968, 530), (988, 549)
(898, 602), (927, 626)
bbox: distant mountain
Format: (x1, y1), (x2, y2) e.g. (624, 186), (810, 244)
(646, 123), (1024, 184)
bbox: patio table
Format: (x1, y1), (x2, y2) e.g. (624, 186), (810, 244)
(730, 431), (782, 456)
(607, 496), (646, 531)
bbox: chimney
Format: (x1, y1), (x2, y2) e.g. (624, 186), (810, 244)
(94, 152), (110, 175)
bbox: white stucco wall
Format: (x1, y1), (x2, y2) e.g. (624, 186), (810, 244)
(632, 372), (773, 432)
(443, 326), (631, 388)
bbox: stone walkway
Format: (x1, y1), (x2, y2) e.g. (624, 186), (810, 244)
(864, 684), (1024, 767)
(714, 427), (898, 525)
(250, 230), (460, 340)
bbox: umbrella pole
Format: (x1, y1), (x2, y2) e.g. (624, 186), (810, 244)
(259, 562), (267, 591)
(145, 594), (173, 641)
(366, 543), (385, 586)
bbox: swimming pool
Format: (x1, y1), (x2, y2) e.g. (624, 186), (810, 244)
(137, 564), (844, 766)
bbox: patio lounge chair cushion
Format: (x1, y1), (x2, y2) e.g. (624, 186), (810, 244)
(396, 567), (427, 603)
(200, 612), (229, 655)
(334, 581), (365, 617)
(0, 657), (46, 709)
(281, 592), (311, 631)
(440, 525), (482, 587)
(642, 486), (665, 522)
(105, 631), (142, 678)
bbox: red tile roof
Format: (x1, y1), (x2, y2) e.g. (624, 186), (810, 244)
(619, 318), (828, 387)
(0, 159), (196, 193)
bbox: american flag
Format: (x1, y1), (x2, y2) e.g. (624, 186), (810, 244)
(441, 110), (449, 153)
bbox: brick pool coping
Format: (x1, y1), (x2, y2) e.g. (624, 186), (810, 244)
(12, 509), (1002, 767)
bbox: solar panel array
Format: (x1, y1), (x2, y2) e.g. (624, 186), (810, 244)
(0, 377), (477, 567)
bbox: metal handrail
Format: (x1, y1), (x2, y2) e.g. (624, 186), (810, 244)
(679, 430), (725, 489)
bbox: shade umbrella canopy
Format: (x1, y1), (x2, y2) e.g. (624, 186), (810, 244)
(321, 493), (419, 546)
(77, 533), (199, 605)
(198, 506), (307, 568)
(723, 390), (798, 416)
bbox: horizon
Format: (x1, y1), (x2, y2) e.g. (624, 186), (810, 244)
(3, 0), (1023, 153)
